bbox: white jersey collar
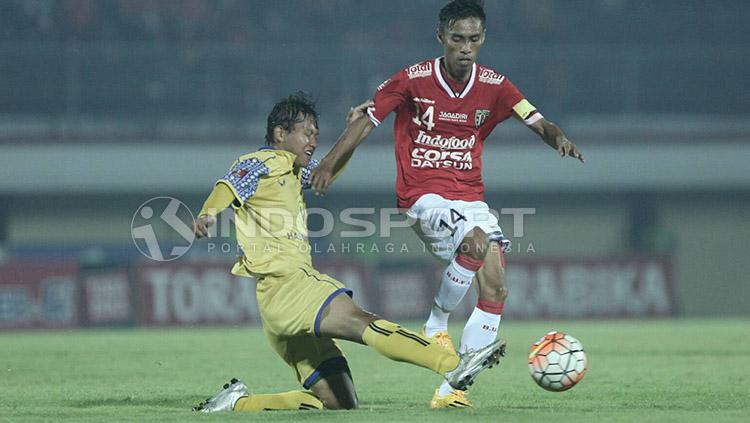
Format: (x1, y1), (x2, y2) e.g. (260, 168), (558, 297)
(434, 57), (476, 99)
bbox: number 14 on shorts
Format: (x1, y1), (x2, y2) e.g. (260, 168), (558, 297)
(439, 208), (467, 236)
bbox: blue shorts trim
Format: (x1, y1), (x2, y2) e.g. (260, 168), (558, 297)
(313, 288), (352, 337)
(302, 356), (351, 389)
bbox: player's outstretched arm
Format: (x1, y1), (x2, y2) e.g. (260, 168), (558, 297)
(311, 100), (375, 195)
(193, 182), (234, 238)
(526, 118), (585, 163)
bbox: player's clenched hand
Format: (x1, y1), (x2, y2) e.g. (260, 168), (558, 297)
(347, 99), (374, 125)
(310, 158), (335, 195)
(557, 138), (585, 163)
(192, 214), (216, 238)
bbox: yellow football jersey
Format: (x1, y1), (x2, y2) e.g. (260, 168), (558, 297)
(217, 148), (316, 277)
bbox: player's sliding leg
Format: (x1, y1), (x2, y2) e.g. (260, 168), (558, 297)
(235, 372), (359, 411)
(318, 293), (459, 374)
(193, 378), (324, 412)
(317, 292), (503, 390)
(424, 228), (489, 343)
(195, 350), (359, 412)
(194, 372), (359, 412)
(234, 390), (323, 411)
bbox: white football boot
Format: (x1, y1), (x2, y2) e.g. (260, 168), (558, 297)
(444, 338), (506, 391)
(193, 378), (249, 412)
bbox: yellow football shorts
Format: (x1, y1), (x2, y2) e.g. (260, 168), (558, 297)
(255, 264), (353, 389)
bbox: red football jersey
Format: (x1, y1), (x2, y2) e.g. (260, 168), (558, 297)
(368, 57), (530, 208)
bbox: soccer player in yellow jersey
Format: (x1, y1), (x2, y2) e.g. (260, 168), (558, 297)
(190, 92), (505, 412)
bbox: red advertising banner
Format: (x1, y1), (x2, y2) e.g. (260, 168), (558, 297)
(0, 255), (674, 330)
(317, 256), (674, 320)
(0, 262), (79, 329)
(136, 260), (372, 326)
(80, 267), (133, 326)
(137, 261), (261, 326)
(376, 265), (435, 319)
(504, 256), (675, 318)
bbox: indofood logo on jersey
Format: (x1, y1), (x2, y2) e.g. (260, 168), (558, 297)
(411, 130), (475, 170)
(406, 62), (432, 79)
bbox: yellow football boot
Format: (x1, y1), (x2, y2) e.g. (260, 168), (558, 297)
(421, 327), (456, 352)
(422, 328), (471, 408)
(430, 388), (472, 408)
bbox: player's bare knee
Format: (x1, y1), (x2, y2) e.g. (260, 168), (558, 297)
(312, 372), (359, 410)
(318, 390), (358, 410)
(337, 394), (359, 410)
(317, 392), (340, 410)
(458, 227), (490, 261)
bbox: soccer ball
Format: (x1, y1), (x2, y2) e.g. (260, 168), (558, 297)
(528, 331), (588, 391)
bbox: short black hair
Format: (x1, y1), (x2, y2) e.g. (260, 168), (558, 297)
(265, 91), (319, 145)
(438, 0), (486, 33)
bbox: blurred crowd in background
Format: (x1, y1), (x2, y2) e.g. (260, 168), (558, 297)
(1, 0), (747, 137)
(2, 0), (746, 44)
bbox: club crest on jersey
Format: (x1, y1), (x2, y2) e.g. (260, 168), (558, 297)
(406, 62), (433, 79)
(475, 109), (490, 127)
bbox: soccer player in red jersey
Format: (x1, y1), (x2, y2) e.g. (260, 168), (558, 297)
(312, 0), (584, 408)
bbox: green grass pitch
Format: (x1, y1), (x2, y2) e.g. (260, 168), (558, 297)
(2, 319), (748, 422)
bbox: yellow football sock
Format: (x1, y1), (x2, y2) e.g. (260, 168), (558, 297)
(362, 319), (459, 374)
(233, 390), (322, 411)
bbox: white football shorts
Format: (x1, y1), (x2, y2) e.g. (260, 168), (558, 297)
(406, 193), (510, 262)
